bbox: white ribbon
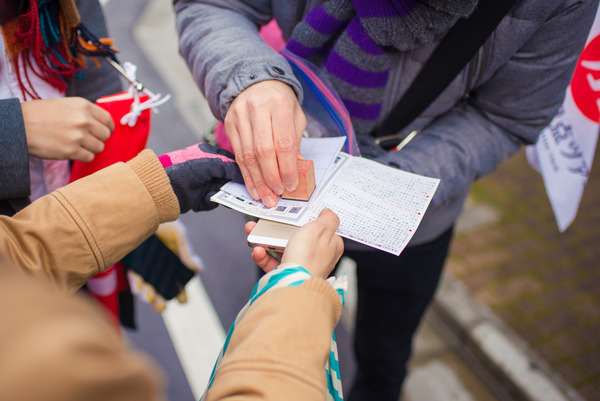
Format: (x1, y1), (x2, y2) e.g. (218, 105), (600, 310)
(119, 61), (172, 127)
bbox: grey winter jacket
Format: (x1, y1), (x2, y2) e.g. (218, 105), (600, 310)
(174, 0), (598, 246)
(0, 0), (122, 216)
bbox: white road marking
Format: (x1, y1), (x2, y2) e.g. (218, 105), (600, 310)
(162, 277), (226, 400)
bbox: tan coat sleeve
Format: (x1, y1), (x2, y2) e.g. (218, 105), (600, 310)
(206, 277), (343, 401)
(0, 149), (179, 293)
(0, 257), (168, 401)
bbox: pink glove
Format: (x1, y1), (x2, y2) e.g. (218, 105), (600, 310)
(159, 143), (243, 213)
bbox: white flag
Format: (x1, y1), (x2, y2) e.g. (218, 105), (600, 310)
(526, 7), (600, 232)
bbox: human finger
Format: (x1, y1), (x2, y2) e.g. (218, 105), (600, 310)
(237, 114), (279, 207)
(226, 81), (288, 207)
(251, 104), (284, 196)
(244, 221), (257, 235)
(128, 270), (144, 295)
(294, 104), (307, 142)
(300, 209), (343, 263)
(314, 208), (341, 233)
(70, 146), (96, 163)
(88, 116), (113, 142)
(225, 113), (260, 201)
(90, 103), (115, 132)
(176, 290), (188, 304)
(141, 282), (157, 303)
(281, 208), (343, 278)
(271, 100), (300, 192)
(80, 131), (106, 155)
(251, 246), (280, 273)
(153, 295), (167, 312)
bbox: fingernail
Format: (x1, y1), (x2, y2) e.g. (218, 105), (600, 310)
(272, 186), (284, 195)
(265, 196), (277, 208)
(284, 180), (298, 191)
(154, 299), (167, 312)
(176, 291), (188, 304)
(251, 189), (260, 199)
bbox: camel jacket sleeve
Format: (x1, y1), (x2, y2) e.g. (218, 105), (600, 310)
(0, 149), (180, 294)
(0, 255), (168, 401)
(206, 276), (343, 401)
(0, 260), (342, 401)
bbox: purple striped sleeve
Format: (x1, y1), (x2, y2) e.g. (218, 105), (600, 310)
(326, 51), (389, 88)
(305, 6), (348, 35)
(345, 18), (384, 55)
(286, 39), (319, 58)
(354, 0), (419, 18)
(342, 98), (382, 121)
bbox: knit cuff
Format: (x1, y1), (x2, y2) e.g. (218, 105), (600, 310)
(127, 149), (180, 224)
(301, 277), (343, 326)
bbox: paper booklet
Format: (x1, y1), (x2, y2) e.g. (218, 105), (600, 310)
(211, 137), (440, 256)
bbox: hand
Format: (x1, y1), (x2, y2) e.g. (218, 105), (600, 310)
(225, 80), (306, 207)
(246, 209), (344, 278)
(21, 97), (114, 162)
(127, 270), (188, 312)
(126, 221), (204, 312)
(159, 143), (244, 213)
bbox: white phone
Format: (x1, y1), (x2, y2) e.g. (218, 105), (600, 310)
(247, 219), (300, 253)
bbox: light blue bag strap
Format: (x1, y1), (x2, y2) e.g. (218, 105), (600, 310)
(200, 266), (347, 401)
(281, 48), (361, 157)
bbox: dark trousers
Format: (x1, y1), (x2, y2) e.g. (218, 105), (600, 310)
(345, 226), (454, 401)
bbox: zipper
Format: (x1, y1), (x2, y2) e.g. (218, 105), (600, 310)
(467, 41), (487, 92)
(461, 41), (486, 110)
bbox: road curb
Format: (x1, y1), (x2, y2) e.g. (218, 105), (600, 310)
(428, 272), (584, 401)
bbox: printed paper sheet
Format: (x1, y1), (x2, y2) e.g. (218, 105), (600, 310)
(211, 137), (439, 255)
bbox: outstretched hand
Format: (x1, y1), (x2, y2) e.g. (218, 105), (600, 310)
(225, 80), (306, 207)
(160, 143), (243, 213)
(22, 97), (115, 162)
(245, 208), (344, 278)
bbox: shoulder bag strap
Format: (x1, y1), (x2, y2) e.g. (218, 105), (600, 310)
(373, 0), (519, 149)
